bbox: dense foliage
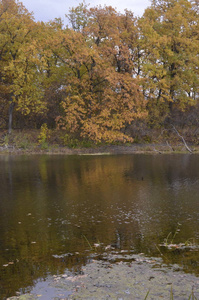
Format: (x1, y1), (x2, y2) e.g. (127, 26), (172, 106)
(0, 0), (199, 142)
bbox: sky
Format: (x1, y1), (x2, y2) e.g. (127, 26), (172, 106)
(20, 0), (151, 23)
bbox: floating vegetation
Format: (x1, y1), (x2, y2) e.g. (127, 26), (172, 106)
(159, 241), (199, 251)
(159, 223), (199, 251)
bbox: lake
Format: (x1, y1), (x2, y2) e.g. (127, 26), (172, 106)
(0, 154), (199, 298)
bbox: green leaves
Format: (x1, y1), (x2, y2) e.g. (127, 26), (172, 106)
(0, 0), (48, 131)
(140, 0), (199, 119)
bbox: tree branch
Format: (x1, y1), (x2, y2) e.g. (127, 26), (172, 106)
(166, 140), (174, 151)
(171, 125), (193, 153)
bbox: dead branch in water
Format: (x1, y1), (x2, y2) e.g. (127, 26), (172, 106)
(166, 141), (174, 151)
(171, 125), (193, 153)
(153, 147), (162, 154)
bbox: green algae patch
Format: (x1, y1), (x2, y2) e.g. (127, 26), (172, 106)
(8, 254), (199, 300)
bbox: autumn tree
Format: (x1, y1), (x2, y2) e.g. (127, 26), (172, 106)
(56, 4), (146, 143)
(0, 0), (47, 133)
(66, 0), (89, 32)
(35, 18), (69, 128)
(139, 0), (199, 125)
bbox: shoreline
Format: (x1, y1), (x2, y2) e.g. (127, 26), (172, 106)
(0, 143), (199, 156)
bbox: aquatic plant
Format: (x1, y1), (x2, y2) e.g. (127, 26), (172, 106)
(163, 223), (181, 247)
(82, 234), (93, 251)
(144, 290), (150, 299)
(159, 223), (197, 250)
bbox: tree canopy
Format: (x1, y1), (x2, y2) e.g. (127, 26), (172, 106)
(0, 0), (198, 142)
(139, 0), (199, 123)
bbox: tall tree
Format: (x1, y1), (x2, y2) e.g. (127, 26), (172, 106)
(139, 0), (199, 124)
(56, 4), (146, 143)
(36, 18), (68, 127)
(0, 0), (46, 133)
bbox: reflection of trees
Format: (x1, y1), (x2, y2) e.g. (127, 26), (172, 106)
(123, 155), (199, 241)
(0, 154), (199, 297)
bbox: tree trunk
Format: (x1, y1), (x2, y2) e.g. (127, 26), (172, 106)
(8, 101), (15, 134)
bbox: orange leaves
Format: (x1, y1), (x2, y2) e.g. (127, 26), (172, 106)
(53, 4), (148, 143)
(58, 46), (146, 142)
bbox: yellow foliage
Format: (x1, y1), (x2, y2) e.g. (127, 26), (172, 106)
(38, 123), (50, 145)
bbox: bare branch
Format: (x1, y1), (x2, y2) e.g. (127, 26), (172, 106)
(166, 141), (174, 151)
(153, 147), (162, 154)
(171, 125), (193, 154)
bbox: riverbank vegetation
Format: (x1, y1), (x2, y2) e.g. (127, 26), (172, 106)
(0, 0), (199, 145)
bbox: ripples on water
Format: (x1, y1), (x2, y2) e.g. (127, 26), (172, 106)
(0, 154), (199, 298)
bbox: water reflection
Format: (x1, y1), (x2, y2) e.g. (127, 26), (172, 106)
(0, 154), (199, 298)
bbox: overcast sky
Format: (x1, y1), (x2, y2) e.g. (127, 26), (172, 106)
(20, 0), (151, 23)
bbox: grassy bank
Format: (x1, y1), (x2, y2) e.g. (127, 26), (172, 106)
(0, 128), (198, 155)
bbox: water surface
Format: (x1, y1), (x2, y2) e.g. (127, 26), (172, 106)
(0, 154), (199, 298)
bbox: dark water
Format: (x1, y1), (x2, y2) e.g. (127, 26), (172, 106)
(0, 154), (199, 298)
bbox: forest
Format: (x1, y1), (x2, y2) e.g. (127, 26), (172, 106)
(0, 0), (199, 146)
